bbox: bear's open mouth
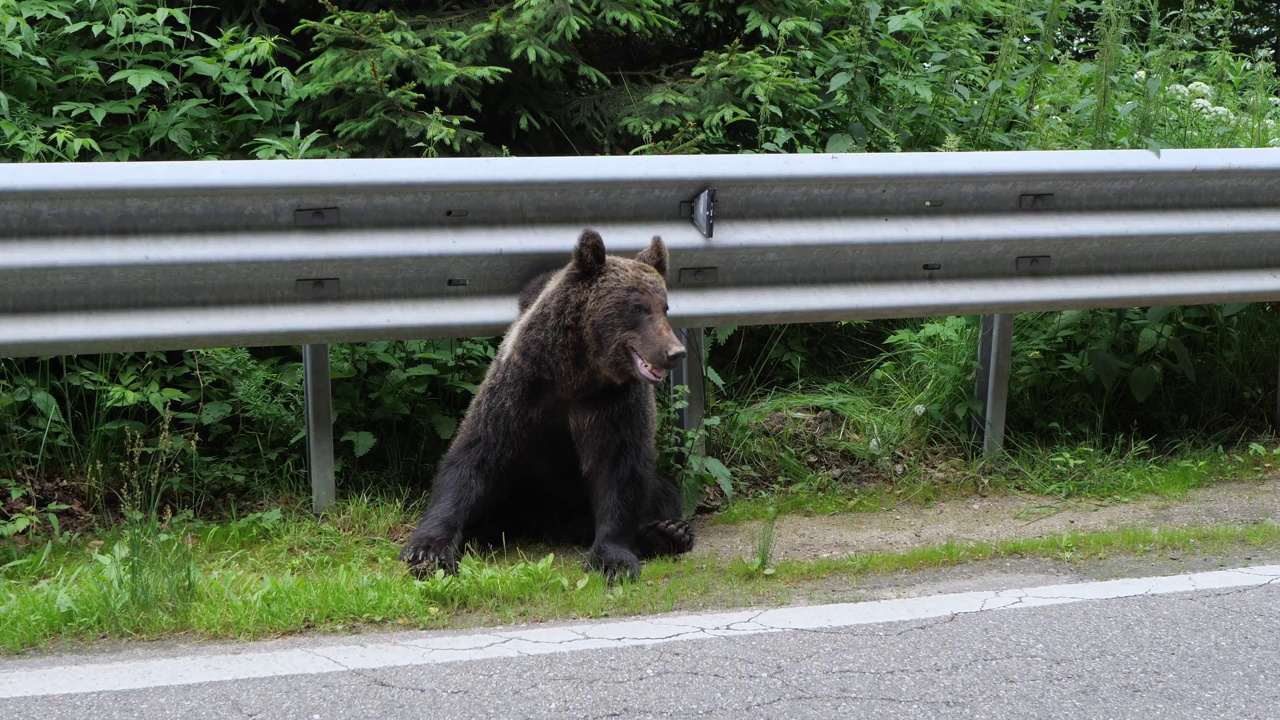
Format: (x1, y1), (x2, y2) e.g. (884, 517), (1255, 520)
(632, 349), (666, 383)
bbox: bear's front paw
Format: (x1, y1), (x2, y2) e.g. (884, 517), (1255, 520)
(399, 535), (458, 578)
(585, 543), (641, 583)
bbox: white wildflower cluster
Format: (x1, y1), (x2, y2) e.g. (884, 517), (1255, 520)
(913, 405), (926, 417)
(1133, 70), (1146, 81)
(1165, 81), (1237, 123)
(1189, 97), (1233, 120)
(1270, 96), (1280, 107)
(1187, 81), (1214, 98)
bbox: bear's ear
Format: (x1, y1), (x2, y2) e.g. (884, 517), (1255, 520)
(635, 235), (669, 278)
(572, 228), (607, 277)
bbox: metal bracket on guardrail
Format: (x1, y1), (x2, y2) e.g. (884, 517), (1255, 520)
(294, 207), (340, 227)
(690, 187), (716, 238)
(295, 278), (341, 299)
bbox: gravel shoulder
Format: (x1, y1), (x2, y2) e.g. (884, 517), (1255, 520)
(692, 476), (1280, 561)
(690, 476), (1280, 607)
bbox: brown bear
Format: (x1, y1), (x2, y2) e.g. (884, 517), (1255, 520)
(400, 228), (696, 581)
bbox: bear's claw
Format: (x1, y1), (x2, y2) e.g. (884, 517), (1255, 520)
(400, 536), (458, 578)
(637, 518), (695, 558)
(586, 543), (641, 584)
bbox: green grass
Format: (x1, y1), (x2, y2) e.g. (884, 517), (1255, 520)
(4, 490), (1279, 655)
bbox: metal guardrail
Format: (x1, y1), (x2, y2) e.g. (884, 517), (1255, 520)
(4, 148), (1280, 511)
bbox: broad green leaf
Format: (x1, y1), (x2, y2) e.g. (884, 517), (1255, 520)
(1169, 337), (1196, 382)
(1128, 364), (1159, 402)
(1137, 326), (1158, 354)
(825, 132), (855, 152)
(705, 365), (725, 390)
(341, 431), (377, 458)
(1087, 349), (1120, 388)
(432, 415), (458, 440)
(702, 456), (734, 498)
(30, 390), (60, 420)
(867, 1), (882, 26)
(107, 67), (174, 94)
(200, 401), (234, 424)
(2, 515), (31, 538)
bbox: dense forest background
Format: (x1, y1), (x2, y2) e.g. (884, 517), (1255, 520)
(4, 0), (1280, 523)
(6, 1), (1280, 161)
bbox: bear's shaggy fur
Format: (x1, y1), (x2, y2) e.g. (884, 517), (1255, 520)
(400, 229), (695, 581)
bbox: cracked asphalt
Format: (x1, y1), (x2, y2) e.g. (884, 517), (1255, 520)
(6, 571), (1280, 719)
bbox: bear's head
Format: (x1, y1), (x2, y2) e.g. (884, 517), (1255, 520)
(571, 229), (687, 386)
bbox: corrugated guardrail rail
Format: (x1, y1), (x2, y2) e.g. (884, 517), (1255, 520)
(5, 148), (1280, 510)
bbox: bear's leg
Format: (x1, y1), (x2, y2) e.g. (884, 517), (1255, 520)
(400, 448), (495, 576)
(569, 400), (650, 582)
(400, 373), (535, 576)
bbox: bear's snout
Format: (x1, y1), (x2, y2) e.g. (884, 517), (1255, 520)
(662, 345), (687, 369)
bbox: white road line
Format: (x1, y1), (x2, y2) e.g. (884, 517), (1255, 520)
(3, 563), (1278, 699)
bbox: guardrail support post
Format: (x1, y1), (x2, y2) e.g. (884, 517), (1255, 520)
(974, 314), (1014, 457)
(670, 328), (706, 457)
(302, 343), (336, 514)
(1275, 356), (1280, 431)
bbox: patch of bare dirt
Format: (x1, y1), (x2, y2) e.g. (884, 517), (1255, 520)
(692, 477), (1280, 562)
(2, 468), (94, 536)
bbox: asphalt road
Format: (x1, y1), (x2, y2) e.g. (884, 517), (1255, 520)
(4, 564), (1279, 719)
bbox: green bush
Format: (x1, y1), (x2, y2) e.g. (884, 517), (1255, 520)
(0, 0), (302, 161)
(0, 340), (493, 511)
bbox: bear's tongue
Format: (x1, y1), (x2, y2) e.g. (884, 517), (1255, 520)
(633, 350), (665, 382)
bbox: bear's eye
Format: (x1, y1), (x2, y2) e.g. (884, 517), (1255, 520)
(631, 303), (646, 315)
